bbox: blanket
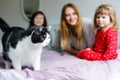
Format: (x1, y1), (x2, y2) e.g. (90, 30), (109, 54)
(0, 50), (120, 80)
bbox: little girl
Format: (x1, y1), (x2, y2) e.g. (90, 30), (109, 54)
(76, 4), (118, 61)
(28, 11), (48, 29)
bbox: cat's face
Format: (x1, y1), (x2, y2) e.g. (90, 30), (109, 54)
(31, 27), (51, 47)
(41, 32), (51, 47)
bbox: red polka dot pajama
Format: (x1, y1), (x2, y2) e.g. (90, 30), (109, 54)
(77, 27), (118, 61)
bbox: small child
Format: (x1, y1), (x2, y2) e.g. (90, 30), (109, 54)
(76, 4), (118, 61)
(28, 11), (48, 29)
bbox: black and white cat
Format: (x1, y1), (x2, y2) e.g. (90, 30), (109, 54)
(0, 18), (51, 70)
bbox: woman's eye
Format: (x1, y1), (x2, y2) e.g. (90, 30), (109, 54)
(65, 14), (69, 17)
(96, 16), (100, 19)
(102, 16), (105, 18)
(73, 13), (76, 15)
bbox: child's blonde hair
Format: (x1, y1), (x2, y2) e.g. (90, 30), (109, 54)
(93, 4), (118, 31)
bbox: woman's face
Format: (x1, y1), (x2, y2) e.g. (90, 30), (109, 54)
(65, 7), (78, 26)
(34, 14), (44, 26)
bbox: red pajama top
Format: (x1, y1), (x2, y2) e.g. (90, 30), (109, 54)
(77, 27), (118, 61)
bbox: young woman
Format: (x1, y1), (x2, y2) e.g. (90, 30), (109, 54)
(60, 3), (94, 55)
(77, 4), (118, 61)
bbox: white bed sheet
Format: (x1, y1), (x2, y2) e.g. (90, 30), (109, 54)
(0, 50), (120, 80)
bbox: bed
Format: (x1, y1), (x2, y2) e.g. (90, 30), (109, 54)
(0, 50), (120, 80)
(0, 18), (120, 80)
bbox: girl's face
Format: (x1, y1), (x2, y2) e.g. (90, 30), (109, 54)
(96, 14), (111, 29)
(65, 7), (78, 26)
(34, 14), (44, 26)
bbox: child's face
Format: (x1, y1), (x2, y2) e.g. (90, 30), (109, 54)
(34, 14), (44, 26)
(96, 14), (111, 29)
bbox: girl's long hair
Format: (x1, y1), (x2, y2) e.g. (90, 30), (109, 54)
(60, 3), (84, 54)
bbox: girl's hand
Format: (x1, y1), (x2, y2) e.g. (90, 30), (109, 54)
(86, 48), (91, 50)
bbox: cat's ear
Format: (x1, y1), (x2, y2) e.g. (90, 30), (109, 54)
(46, 25), (52, 31)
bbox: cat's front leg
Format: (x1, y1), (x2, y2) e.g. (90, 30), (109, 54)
(12, 61), (22, 70)
(32, 57), (41, 70)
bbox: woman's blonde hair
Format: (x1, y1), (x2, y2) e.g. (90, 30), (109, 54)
(60, 3), (83, 54)
(93, 4), (118, 31)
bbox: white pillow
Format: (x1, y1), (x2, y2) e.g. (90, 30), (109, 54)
(45, 24), (61, 51)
